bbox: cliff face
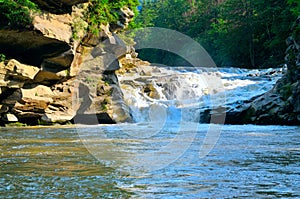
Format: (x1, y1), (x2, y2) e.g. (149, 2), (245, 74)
(0, 1), (133, 125)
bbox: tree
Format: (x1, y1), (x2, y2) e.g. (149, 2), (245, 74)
(288, 0), (300, 16)
(134, 0), (297, 68)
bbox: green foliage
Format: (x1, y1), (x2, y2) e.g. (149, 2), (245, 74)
(280, 83), (292, 100)
(288, 0), (300, 16)
(0, 53), (5, 62)
(85, 76), (95, 84)
(0, 0), (39, 27)
(85, 0), (139, 34)
(135, 0), (297, 68)
(5, 122), (27, 127)
(71, 16), (88, 40)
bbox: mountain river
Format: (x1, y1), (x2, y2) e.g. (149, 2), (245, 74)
(1, 66), (300, 198)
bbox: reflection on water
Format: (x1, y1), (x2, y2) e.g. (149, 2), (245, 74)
(1, 124), (300, 198)
(0, 127), (134, 198)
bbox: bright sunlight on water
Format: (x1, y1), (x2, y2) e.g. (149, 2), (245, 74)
(1, 124), (300, 198)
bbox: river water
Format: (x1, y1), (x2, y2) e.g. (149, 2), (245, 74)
(1, 66), (300, 198)
(0, 124), (300, 198)
(118, 66), (285, 123)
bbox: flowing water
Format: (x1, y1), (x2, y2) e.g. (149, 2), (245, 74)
(1, 125), (300, 198)
(118, 66), (285, 122)
(1, 66), (300, 198)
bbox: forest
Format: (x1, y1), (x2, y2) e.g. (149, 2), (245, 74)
(1, 0), (299, 68)
(135, 0), (300, 68)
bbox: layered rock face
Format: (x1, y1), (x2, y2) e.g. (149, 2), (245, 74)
(0, 1), (133, 125)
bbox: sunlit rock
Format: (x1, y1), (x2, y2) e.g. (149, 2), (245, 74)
(3, 113), (18, 122)
(6, 59), (40, 80)
(0, 1), (135, 125)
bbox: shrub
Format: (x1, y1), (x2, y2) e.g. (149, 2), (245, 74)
(0, 0), (39, 27)
(0, 53), (5, 62)
(85, 0), (139, 34)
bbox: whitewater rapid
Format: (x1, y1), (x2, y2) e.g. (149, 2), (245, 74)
(117, 65), (285, 123)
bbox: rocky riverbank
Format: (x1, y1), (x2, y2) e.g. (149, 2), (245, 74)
(0, 1), (299, 126)
(116, 17), (300, 126)
(0, 1), (133, 126)
(224, 16), (300, 125)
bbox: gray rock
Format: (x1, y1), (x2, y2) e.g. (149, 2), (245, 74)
(238, 16), (300, 125)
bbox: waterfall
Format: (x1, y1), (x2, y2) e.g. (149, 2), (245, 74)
(117, 64), (284, 123)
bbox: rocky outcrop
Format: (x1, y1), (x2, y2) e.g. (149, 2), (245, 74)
(188, 17), (300, 125)
(242, 16), (300, 125)
(218, 16), (300, 125)
(0, 1), (134, 125)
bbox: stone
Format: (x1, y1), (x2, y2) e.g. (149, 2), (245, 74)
(14, 100), (49, 113)
(6, 81), (25, 89)
(4, 114), (18, 122)
(21, 85), (54, 102)
(140, 66), (153, 76)
(14, 111), (44, 119)
(0, 30), (71, 68)
(2, 89), (22, 105)
(0, 1), (136, 125)
(81, 53), (120, 72)
(6, 59), (40, 80)
(32, 12), (72, 43)
(2, 86), (55, 120)
(34, 70), (61, 83)
(40, 79), (77, 123)
(0, 104), (9, 113)
(41, 110), (75, 123)
(110, 7), (135, 32)
(73, 67), (132, 123)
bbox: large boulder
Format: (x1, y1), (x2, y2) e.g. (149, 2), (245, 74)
(1, 85), (54, 122)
